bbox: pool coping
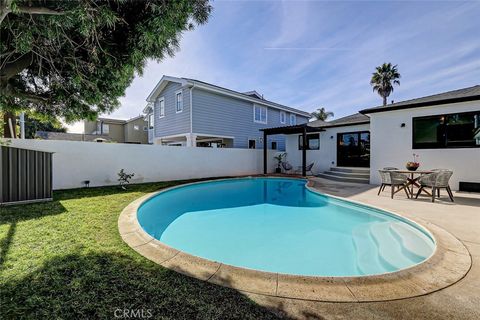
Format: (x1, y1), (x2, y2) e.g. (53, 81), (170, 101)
(118, 177), (472, 302)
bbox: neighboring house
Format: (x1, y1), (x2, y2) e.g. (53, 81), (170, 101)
(144, 76), (311, 150)
(83, 116), (149, 144)
(270, 85), (480, 190)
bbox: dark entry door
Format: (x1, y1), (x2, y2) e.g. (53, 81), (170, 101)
(337, 131), (370, 167)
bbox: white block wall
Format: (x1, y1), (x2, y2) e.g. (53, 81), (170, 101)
(369, 101), (480, 190)
(8, 140), (276, 190)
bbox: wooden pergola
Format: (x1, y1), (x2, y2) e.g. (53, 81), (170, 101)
(260, 124), (325, 177)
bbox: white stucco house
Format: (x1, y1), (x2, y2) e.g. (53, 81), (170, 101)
(263, 85), (480, 191)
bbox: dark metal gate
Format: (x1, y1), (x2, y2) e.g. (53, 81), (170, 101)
(0, 146), (53, 205)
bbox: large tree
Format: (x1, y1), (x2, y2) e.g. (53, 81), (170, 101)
(0, 0), (211, 132)
(23, 111), (66, 138)
(311, 107), (334, 121)
(370, 63), (401, 106)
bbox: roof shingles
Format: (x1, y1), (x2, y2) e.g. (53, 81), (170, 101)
(360, 85), (480, 114)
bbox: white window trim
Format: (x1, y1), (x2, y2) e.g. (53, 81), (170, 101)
(253, 104), (267, 124)
(158, 97), (165, 118)
(148, 113), (155, 129)
(175, 89), (183, 113)
(290, 114), (296, 125)
(280, 111), (286, 124)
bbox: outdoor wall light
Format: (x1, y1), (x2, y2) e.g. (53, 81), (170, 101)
(400, 123), (406, 128)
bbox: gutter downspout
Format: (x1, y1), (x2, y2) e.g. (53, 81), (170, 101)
(190, 83), (195, 134)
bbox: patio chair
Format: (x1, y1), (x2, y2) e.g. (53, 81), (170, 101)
(281, 161), (293, 174)
(377, 168), (399, 195)
(295, 162), (315, 175)
(389, 171), (411, 199)
(415, 170), (454, 202)
(378, 170), (410, 198)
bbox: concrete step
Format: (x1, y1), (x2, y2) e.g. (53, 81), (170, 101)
(316, 172), (370, 184)
(326, 170), (370, 179)
(330, 167), (370, 174)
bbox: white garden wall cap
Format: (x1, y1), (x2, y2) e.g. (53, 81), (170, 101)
(119, 176), (471, 303)
(360, 84), (480, 114)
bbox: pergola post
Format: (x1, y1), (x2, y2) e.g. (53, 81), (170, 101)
(302, 127), (307, 177)
(260, 125), (322, 177)
(263, 130), (268, 174)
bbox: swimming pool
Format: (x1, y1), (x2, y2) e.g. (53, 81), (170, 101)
(137, 177), (435, 277)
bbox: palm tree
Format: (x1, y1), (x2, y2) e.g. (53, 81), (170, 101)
(311, 107), (334, 121)
(370, 63), (401, 106)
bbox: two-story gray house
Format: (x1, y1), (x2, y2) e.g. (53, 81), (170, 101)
(143, 76), (310, 150)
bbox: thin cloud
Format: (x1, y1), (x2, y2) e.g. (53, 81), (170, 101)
(263, 47), (352, 51)
(105, 0), (479, 122)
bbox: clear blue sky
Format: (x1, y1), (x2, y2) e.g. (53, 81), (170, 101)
(110, 0), (480, 121)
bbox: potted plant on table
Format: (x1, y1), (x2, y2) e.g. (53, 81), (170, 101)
(406, 153), (420, 171)
(273, 153), (286, 173)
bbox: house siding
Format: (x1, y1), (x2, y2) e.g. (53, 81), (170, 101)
(154, 82), (191, 137)
(192, 88), (308, 150)
(124, 118), (149, 144)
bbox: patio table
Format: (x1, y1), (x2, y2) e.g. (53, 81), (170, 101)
(393, 170), (434, 198)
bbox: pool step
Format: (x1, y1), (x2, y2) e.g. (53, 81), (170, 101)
(370, 222), (417, 270)
(389, 222), (434, 262)
(352, 225), (384, 275)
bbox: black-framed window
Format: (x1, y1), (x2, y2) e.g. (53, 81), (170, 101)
(298, 133), (320, 150)
(271, 141), (277, 150)
(248, 139), (256, 149)
(413, 111), (480, 149)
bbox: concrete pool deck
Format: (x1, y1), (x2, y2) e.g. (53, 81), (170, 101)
(118, 177), (475, 315)
(248, 177), (480, 319)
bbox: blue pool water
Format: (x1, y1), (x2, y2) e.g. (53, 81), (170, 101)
(138, 178), (435, 276)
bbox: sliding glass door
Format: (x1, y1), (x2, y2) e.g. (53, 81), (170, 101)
(337, 131), (370, 167)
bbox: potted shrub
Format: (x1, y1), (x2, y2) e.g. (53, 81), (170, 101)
(406, 153), (420, 171)
(273, 153), (286, 173)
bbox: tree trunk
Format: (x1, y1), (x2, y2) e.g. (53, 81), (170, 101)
(3, 111), (16, 138)
(383, 95), (387, 106)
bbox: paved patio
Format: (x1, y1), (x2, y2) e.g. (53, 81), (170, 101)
(248, 177), (480, 320)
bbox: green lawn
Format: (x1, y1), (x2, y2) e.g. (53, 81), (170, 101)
(0, 181), (282, 319)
